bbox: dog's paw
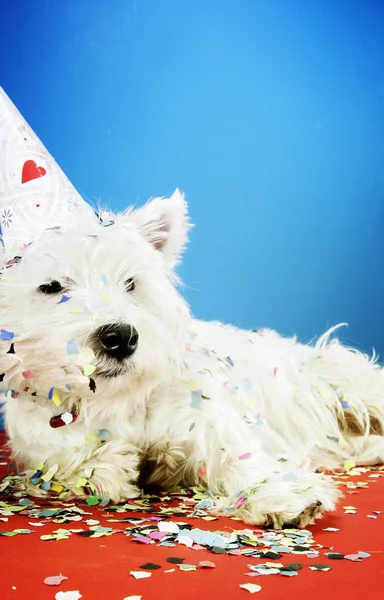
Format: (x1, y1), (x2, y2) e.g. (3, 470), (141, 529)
(22, 440), (141, 503)
(212, 472), (340, 529)
(263, 500), (324, 529)
(139, 442), (191, 489)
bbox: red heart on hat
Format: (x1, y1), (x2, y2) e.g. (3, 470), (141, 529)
(21, 159), (47, 184)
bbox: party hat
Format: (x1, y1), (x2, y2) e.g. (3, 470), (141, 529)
(0, 87), (94, 250)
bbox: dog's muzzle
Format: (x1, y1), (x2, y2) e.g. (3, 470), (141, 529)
(95, 323), (139, 361)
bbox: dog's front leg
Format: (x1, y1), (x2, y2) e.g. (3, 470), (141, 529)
(22, 439), (141, 502)
(179, 411), (340, 528)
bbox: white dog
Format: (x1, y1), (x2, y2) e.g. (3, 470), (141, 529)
(1, 190), (384, 528)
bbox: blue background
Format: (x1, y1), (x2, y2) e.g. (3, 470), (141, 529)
(1, 0), (384, 355)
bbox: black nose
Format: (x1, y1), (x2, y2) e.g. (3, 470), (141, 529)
(96, 324), (139, 361)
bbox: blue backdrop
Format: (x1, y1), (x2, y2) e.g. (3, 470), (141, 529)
(1, 0), (384, 355)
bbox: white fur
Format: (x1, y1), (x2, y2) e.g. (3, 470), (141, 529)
(1, 189), (383, 528)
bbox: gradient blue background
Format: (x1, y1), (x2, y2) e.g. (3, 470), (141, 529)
(1, 0), (384, 355)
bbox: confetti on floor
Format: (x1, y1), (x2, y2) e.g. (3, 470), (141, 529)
(44, 574), (69, 586)
(55, 592), (82, 600)
(130, 571), (152, 580)
(239, 583), (262, 593)
(0, 439), (383, 599)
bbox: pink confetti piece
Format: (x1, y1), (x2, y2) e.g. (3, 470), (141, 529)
(21, 370), (35, 379)
(199, 561), (216, 568)
(149, 531), (167, 540)
(44, 574), (69, 586)
(134, 534), (152, 544)
(238, 452), (252, 460)
(235, 496), (247, 509)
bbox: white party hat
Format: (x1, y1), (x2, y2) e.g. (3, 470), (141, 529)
(0, 88), (94, 250)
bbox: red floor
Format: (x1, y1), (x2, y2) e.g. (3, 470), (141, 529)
(0, 432), (383, 600)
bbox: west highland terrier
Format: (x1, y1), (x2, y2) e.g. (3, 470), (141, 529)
(1, 190), (383, 528)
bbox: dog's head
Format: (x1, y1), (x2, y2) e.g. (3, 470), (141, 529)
(0, 190), (191, 401)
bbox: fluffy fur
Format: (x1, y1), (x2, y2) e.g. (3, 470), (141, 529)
(1, 189), (384, 528)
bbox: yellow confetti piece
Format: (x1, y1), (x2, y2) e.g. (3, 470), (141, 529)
(344, 459), (356, 472)
(343, 506), (357, 510)
(101, 294), (112, 304)
(40, 464), (59, 482)
(239, 583), (262, 593)
(50, 483), (64, 494)
(52, 393), (61, 407)
(186, 378), (198, 389)
(83, 364), (96, 376)
(76, 478), (88, 488)
(69, 307), (84, 314)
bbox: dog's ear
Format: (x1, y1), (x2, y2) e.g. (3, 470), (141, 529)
(131, 189), (191, 267)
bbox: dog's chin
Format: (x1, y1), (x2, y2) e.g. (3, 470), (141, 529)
(96, 359), (132, 379)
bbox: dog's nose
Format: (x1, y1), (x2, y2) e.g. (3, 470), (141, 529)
(96, 324), (139, 361)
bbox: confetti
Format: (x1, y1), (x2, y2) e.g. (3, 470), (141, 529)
(123, 597), (142, 600)
(130, 571), (152, 579)
(0, 445), (379, 594)
(158, 521), (180, 534)
(83, 364), (96, 376)
(52, 393), (61, 407)
(67, 339), (79, 355)
(58, 295), (71, 304)
(21, 370), (34, 379)
(140, 563), (161, 570)
(357, 551), (371, 558)
(44, 575), (69, 586)
(190, 390), (203, 410)
(238, 452), (252, 461)
(309, 564), (332, 571)
(199, 561), (216, 568)
(286, 563), (302, 570)
(167, 557), (184, 564)
(55, 593), (82, 600)
(178, 564), (198, 571)
(344, 459), (356, 472)
(239, 583), (262, 593)
(0, 329), (14, 340)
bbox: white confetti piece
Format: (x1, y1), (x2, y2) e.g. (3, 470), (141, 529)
(130, 571), (152, 579)
(239, 583), (262, 593)
(158, 521), (180, 534)
(55, 592), (82, 600)
(44, 574), (68, 586)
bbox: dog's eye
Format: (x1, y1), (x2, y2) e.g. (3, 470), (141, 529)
(124, 278), (135, 292)
(38, 280), (65, 295)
